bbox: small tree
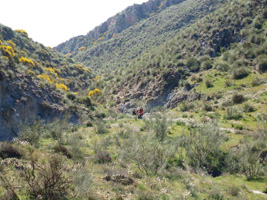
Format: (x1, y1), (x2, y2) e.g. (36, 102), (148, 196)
(23, 152), (71, 199)
(19, 120), (46, 147)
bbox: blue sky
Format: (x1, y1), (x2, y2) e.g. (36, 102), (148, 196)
(0, 0), (146, 47)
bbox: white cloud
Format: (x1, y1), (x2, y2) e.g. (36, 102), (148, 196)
(0, 0), (147, 47)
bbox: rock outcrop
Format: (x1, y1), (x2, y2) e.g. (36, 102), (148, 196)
(0, 24), (93, 141)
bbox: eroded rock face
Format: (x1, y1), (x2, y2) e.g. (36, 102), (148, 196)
(0, 72), (65, 141)
(114, 69), (181, 109)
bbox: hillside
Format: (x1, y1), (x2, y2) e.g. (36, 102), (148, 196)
(56, 0), (226, 73)
(0, 24), (95, 140)
(55, 0), (187, 55)
(104, 0), (267, 108)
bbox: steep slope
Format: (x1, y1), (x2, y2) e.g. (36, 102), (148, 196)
(56, 0), (226, 73)
(0, 25), (94, 140)
(55, 0), (186, 54)
(105, 0), (267, 108)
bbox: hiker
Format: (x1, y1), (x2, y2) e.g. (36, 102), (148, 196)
(138, 107), (144, 119)
(132, 108), (136, 115)
(121, 102), (126, 113)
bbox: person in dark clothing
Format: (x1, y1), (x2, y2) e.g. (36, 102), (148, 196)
(132, 109), (136, 115)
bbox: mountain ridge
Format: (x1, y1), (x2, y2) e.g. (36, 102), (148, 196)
(55, 0), (187, 54)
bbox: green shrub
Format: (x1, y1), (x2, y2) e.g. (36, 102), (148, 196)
(67, 133), (84, 160)
(94, 151), (112, 164)
(181, 121), (227, 177)
(205, 79), (213, 88)
(186, 57), (200, 72)
(214, 62), (229, 72)
(251, 76), (262, 86)
(231, 68), (249, 79)
(151, 115), (169, 142)
(243, 103), (255, 113)
(201, 60), (212, 70)
(0, 142), (24, 159)
(226, 130), (267, 180)
(94, 120), (108, 134)
(203, 104), (213, 112)
(208, 190), (224, 200)
(224, 107), (243, 120)
(256, 58), (267, 72)
(48, 118), (71, 144)
(19, 120), (45, 147)
(118, 132), (179, 175)
(228, 186), (240, 197)
(54, 145), (73, 159)
(180, 102), (195, 112)
(79, 96), (92, 107)
(66, 92), (76, 100)
(224, 80), (232, 88)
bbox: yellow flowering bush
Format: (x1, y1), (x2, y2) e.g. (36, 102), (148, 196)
(38, 74), (52, 84)
(2, 56), (9, 60)
(88, 88), (102, 97)
(0, 40), (2, 45)
(19, 57), (35, 67)
(0, 45), (15, 58)
(15, 29), (28, 37)
(73, 64), (90, 73)
(44, 67), (55, 73)
(65, 53), (73, 57)
(7, 40), (16, 48)
(56, 83), (68, 92)
(93, 75), (102, 81)
(78, 46), (86, 51)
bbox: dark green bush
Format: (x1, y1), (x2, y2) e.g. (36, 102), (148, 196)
(205, 79), (213, 88)
(201, 60), (213, 70)
(94, 151), (112, 164)
(66, 93), (76, 101)
(180, 102), (195, 112)
(80, 96), (92, 107)
(232, 93), (246, 104)
(54, 145), (73, 159)
(186, 57), (200, 72)
(256, 58), (267, 72)
(0, 142), (24, 159)
(203, 104), (213, 112)
(231, 68), (249, 80)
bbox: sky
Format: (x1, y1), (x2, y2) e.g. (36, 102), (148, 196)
(0, 0), (147, 47)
